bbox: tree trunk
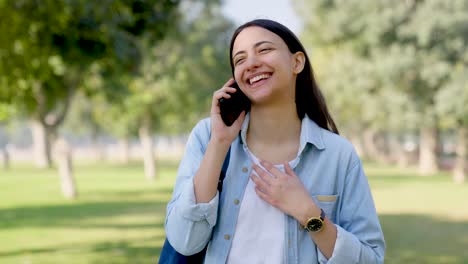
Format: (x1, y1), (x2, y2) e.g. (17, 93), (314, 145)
(363, 129), (379, 160)
(139, 121), (156, 181)
(91, 133), (106, 162)
(349, 131), (368, 160)
(31, 80), (75, 168)
(31, 119), (52, 168)
(453, 126), (466, 184)
(1, 147), (9, 170)
(363, 129), (390, 163)
(54, 138), (77, 199)
(375, 133), (393, 164)
(117, 138), (130, 164)
(418, 126), (439, 175)
(388, 135), (408, 167)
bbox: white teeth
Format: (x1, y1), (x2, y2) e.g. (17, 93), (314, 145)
(249, 74), (270, 84)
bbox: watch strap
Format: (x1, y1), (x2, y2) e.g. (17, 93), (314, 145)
(319, 208), (325, 220)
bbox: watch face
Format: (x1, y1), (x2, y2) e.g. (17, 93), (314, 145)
(307, 218), (323, 232)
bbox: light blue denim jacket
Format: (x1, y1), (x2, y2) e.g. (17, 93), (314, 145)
(165, 115), (385, 263)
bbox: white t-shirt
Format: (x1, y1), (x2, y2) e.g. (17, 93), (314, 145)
(226, 146), (300, 264)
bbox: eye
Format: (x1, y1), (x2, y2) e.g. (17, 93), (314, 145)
(234, 57), (245, 66)
(259, 47), (272, 53)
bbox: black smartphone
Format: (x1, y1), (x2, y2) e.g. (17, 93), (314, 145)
(219, 81), (251, 126)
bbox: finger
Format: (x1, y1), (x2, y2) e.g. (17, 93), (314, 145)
(223, 86), (238, 93)
(223, 78), (236, 87)
(211, 95), (222, 114)
(211, 89), (237, 109)
(252, 164), (274, 185)
(260, 160), (284, 179)
(232, 110), (246, 128)
(284, 162), (296, 178)
(255, 187), (277, 207)
(250, 173), (271, 195)
(250, 172), (269, 190)
(211, 89), (236, 114)
(213, 88), (236, 100)
(214, 92), (231, 101)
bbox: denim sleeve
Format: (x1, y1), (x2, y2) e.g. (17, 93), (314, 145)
(164, 119), (220, 256)
(318, 161), (386, 264)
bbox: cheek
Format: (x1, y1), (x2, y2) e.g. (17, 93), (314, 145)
(276, 57), (295, 77)
(233, 67), (243, 82)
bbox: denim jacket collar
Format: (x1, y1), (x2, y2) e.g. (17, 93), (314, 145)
(239, 112), (326, 152)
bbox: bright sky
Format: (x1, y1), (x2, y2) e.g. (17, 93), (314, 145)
(221, 0), (303, 34)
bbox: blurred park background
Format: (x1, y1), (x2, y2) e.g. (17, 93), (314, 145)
(0, 0), (467, 263)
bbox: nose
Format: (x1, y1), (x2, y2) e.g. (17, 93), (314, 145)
(244, 54), (261, 72)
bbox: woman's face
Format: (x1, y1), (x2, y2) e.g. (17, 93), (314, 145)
(231, 26), (304, 105)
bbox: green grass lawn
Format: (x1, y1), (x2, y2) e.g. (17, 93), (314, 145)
(1, 161), (467, 264)
(366, 164), (468, 264)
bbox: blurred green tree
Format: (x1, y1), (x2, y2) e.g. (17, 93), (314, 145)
(0, 0), (180, 169)
(296, 0), (467, 177)
(63, 1), (234, 180)
(0, 102), (15, 170)
(0, 0), (180, 198)
(436, 65), (468, 183)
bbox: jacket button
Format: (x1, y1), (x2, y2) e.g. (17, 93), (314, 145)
(242, 167), (248, 173)
(234, 199), (240, 205)
(224, 234), (231, 240)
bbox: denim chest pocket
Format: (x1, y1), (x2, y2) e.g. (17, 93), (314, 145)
(312, 194), (339, 222)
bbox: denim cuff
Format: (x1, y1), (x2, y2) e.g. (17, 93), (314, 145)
(178, 179), (219, 228)
(317, 225), (360, 264)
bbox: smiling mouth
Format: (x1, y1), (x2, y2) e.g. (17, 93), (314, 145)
(249, 73), (271, 85)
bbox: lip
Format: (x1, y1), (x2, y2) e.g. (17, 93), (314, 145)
(249, 77), (270, 88)
(245, 72), (272, 86)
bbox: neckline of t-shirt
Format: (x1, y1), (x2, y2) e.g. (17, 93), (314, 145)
(244, 144), (300, 169)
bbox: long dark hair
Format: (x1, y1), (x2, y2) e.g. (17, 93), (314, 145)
(229, 19), (339, 134)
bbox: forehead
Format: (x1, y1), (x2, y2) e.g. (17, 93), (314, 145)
(232, 26), (286, 53)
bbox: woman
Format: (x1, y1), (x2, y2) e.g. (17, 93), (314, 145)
(165, 19), (385, 263)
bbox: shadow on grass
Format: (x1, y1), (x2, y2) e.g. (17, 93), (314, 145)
(370, 175), (421, 185)
(0, 199), (168, 229)
(3, 209), (467, 263)
(0, 200), (168, 262)
(367, 173), (452, 190)
(88, 239), (164, 264)
(381, 213), (468, 264)
(79, 187), (175, 201)
(0, 234), (165, 264)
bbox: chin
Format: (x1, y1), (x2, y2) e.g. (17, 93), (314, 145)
(250, 93), (274, 106)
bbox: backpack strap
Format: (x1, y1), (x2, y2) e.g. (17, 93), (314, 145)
(217, 146), (231, 193)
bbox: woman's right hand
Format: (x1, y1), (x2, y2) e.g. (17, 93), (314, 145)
(210, 78), (246, 145)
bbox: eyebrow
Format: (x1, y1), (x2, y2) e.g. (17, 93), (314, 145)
(232, 41), (275, 60)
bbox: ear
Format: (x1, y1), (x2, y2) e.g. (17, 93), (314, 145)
(292, 51), (305, 74)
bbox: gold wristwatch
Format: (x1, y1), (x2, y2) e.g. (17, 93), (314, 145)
(304, 208), (325, 232)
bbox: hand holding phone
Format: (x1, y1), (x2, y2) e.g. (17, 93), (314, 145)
(219, 81), (251, 126)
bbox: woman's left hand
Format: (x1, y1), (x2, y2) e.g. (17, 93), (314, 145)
(251, 161), (319, 224)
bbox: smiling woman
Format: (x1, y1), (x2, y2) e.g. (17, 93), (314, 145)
(163, 19), (385, 264)
(231, 29), (299, 104)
